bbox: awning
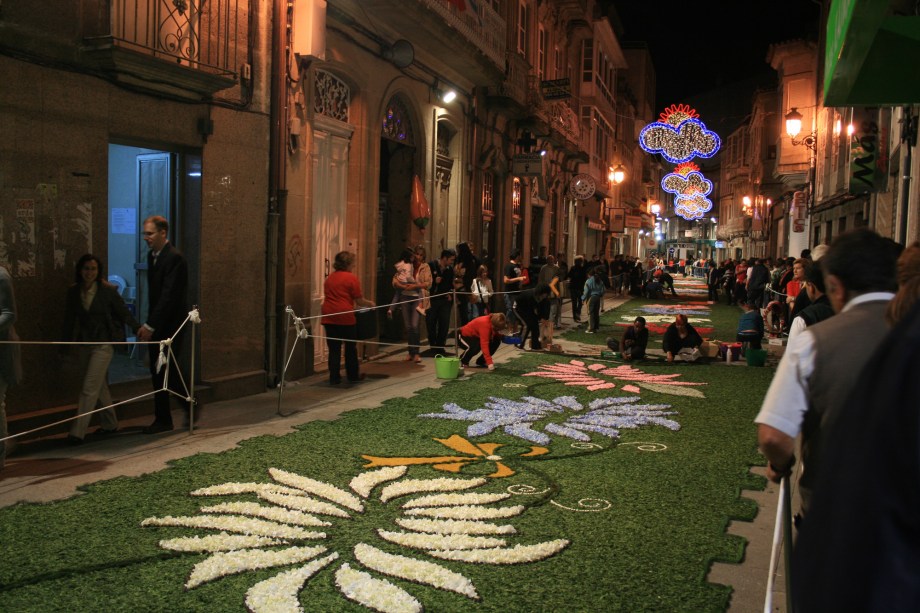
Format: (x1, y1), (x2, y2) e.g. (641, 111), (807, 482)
(824, 0), (920, 105)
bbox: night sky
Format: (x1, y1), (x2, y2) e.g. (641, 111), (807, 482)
(607, 0), (822, 110)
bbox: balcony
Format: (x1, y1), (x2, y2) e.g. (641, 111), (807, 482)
(356, 0), (506, 83)
(82, 0), (243, 100)
(486, 52), (530, 113)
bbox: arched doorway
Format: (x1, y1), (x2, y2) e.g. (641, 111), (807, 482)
(376, 95), (418, 340)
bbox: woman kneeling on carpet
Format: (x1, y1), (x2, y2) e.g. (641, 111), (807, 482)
(662, 313), (703, 363)
(459, 313), (508, 370)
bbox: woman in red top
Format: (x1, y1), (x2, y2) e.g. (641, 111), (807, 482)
(321, 251), (374, 385)
(458, 313), (508, 370)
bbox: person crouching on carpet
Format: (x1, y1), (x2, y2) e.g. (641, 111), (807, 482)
(513, 284), (552, 350)
(458, 313), (508, 370)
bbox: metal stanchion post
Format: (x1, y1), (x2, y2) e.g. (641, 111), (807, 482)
(277, 306), (292, 414)
(188, 305), (198, 434)
(452, 288), (459, 357)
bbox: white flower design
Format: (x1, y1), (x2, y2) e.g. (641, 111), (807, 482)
(142, 466), (569, 612)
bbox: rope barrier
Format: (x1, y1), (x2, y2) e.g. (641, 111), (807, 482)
(0, 308), (201, 444)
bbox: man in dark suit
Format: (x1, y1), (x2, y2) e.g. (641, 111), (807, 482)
(136, 215), (190, 434)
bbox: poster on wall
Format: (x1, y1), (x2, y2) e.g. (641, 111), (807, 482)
(609, 208), (625, 233)
(12, 199), (36, 277)
(111, 208), (137, 235)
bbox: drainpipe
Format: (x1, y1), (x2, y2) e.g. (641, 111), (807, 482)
(899, 106), (916, 244)
(266, 0), (289, 387)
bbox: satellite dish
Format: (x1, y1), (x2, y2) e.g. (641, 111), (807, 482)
(382, 39), (415, 69)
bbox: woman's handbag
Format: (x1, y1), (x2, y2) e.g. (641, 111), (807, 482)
(355, 308), (377, 340)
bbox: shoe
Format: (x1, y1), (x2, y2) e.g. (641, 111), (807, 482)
(95, 427), (118, 436)
(413, 355), (422, 363)
(585, 330), (595, 334)
(347, 373), (366, 383)
(475, 358), (487, 367)
(66, 435), (84, 446)
(515, 343), (525, 350)
(329, 378), (342, 385)
(143, 422), (174, 434)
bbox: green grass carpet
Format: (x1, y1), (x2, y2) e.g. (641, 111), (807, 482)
(0, 299), (772, 612)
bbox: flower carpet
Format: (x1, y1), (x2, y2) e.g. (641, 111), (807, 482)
(0, 309), (772, 611)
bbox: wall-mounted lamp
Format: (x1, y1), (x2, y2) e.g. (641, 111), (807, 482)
(650, 202), (661, 216)
(785, 107), (817, 151)
(433, 78), (457, 105)
(742, 195), (753, 216)
(608, 164), (626, 185)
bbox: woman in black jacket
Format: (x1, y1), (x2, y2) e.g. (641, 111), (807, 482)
(62, 254), (139, 443)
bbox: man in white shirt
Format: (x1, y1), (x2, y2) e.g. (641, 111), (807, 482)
(755, 228), (899, 517)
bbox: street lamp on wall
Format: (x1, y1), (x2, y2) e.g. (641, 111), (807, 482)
(609, 164), (626, 185)
(785, 107), (817, 151)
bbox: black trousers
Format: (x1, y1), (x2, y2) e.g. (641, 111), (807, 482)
(513, 308), (542, 350)
(324, 323), (359, 382)
(426, 299), (452, 351)
(148, 330), (189, 427)
(459, 334), (502, 366)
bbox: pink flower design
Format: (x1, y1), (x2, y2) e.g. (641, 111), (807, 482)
(522, 360), (705, 395)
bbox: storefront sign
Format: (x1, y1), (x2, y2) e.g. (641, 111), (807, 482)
(512, 153), (543, 177)
(625, 215), (642, 228)
(849, 107), (890, 194)
(540, 78), (571, 100)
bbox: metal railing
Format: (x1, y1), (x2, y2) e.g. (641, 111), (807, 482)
(108, 0), (244, 78)
(420, 0), (506, 68)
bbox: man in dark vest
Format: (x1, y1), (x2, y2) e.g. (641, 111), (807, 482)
(755, 228), (899, 518)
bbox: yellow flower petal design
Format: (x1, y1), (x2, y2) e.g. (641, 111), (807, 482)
(245, 553), (339, 613)
(187, 545), (327, 588)
(475, 442), (504, 456)
(434, 434), (487, 456)
(354, 543), (479, 599)
(432, 462), (467, 472)
(488, 462), (516, 478)
(362, 454), (472, 468)
(520, 446), (550, 457)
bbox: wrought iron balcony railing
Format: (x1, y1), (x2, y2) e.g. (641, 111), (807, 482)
(106, 0), (242, 78)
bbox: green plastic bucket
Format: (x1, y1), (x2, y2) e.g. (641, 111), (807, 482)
(746, 349), (768, 367)
(434, 355), (461, 379)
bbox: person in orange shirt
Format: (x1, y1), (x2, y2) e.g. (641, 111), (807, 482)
(458, 313), (508, 370)
(321, 251), (375, 385)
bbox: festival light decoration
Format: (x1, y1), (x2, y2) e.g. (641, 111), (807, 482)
(639, 104), (721, 164)
(660, 162), (714, 220)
